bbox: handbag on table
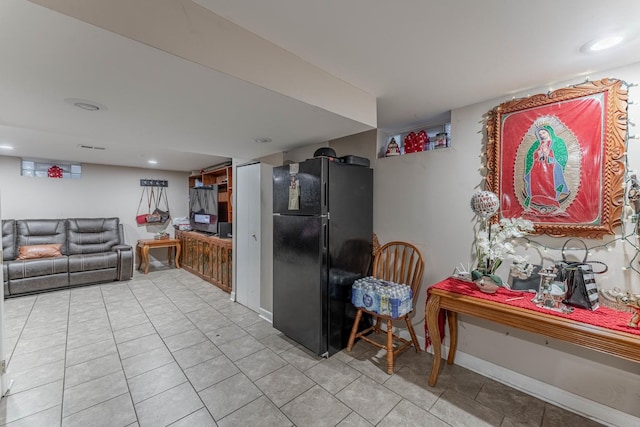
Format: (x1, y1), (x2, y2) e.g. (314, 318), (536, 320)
(556, 239), (607, 311)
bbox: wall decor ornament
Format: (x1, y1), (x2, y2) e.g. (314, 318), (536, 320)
(47, 165), (63, 178)
(486, 78), (628, 239)
(385, 137), (400, 156)
(470, 191), (500, 219)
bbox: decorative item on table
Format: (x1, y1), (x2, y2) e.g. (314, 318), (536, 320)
(154, 231), (170, 240)
(554, 239), (606, 311)
(452, 263), (472, 281)
(469, 191), (534, 293)
(617, 293), (640, 328)
(599, 288), (640, 327)
(531, 265), (573, 313)
(599, 288), (636, 312)
(508, 262), (540, 292)
(385, 137), (401, 156)
(561, 263), (600, 310)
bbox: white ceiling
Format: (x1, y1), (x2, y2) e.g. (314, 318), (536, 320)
(3, 0), (640, 172)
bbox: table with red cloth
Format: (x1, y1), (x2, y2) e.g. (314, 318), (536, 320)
(424, 277), (640, 387)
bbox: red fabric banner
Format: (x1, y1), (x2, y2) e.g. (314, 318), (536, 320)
(499, 94), (605, 224)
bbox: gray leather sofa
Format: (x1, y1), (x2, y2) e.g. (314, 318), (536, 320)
(1, 218), (133, 297)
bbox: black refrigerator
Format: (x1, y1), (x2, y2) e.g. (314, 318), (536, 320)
(273, 157), (373, 357)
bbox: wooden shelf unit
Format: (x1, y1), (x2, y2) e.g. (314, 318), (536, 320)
(189, 165), (233, 223)
(176, 230), (232, 293)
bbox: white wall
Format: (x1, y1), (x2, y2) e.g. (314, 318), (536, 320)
(260, 163), (274, 315)
(0, 156), (190, 261)
(373, 63), (640, 424)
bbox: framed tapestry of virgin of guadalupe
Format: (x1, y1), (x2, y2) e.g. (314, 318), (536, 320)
(486, 78), (628, 239)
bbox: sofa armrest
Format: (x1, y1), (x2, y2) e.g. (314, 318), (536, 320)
(112, 245), (133, 281)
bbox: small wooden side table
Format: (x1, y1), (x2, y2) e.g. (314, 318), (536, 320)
(136, 238), (181, 274)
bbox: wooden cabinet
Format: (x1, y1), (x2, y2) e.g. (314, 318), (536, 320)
(176, 230), (232, 293)
(188, 164), (233, 223)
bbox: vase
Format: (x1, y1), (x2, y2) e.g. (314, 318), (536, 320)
(474, 275), (501, 294)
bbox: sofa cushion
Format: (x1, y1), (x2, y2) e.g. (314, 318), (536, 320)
(17, 244), (62, 260)
(68, 252), (118, 273)
(2, 219), (16, 261)
(16, 219), (67, 255)
(67, 218), (121, 255)
(7, 257), (69, 280)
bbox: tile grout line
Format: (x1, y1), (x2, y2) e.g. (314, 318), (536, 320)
(125, 273), (217, 423)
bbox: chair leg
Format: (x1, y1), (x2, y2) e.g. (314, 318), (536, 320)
(347, 309), (363, 352)
(405, 318), (420, 352)
(374, 316), (382, 334)
(386, 318), (394, 374)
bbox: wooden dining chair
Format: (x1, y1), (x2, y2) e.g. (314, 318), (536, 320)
(346, 241), (425, 374)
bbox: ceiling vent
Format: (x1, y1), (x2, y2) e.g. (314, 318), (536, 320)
(78, 144), (106, 150)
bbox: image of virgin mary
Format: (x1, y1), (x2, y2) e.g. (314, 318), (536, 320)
(523, 124), (570, 213)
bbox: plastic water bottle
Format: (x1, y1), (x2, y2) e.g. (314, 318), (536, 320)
(363, 284), (379, 313)
(351, 279), (364, 308)
(379, 286), (390, 315)
(389, 289), (401, 318)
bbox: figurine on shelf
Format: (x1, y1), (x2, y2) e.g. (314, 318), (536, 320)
(417, 130), (430, 151)
(385, 138), (401, 156)
(404, 132), (422, 154)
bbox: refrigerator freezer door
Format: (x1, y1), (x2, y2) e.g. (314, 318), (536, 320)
(273, 214), (328, 356)
(273, 158), (327, 216)
(326, 162), (374, 355)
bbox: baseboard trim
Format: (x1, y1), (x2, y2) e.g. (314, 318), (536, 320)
(229, 291), (236, 302)
(259, 307), (272, 323)
(428, 345), (638, 427)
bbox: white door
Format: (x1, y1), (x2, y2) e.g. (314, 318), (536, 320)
(235, 162), (261, 312)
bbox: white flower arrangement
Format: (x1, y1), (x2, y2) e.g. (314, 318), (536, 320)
(474, 217), (535, 283)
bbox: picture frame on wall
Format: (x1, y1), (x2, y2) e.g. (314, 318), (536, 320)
(486, 78), (628, 239)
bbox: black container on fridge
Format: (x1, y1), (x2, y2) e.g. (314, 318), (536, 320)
(272, 157), (373, 356)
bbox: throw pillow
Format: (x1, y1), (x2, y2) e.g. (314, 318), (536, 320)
(17, 244), (63, 260)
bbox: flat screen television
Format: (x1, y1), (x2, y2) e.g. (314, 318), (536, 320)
(189, 186), (218, 233)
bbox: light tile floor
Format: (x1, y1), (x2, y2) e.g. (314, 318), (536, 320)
(0, 268), (604, 426)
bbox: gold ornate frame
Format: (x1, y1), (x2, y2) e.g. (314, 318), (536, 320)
(486, 78), (627, 239)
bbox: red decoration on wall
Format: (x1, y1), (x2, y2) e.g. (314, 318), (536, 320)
(47, 165), (63, 178)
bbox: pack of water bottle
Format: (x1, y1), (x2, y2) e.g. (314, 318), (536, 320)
(351, 276), (413, 318)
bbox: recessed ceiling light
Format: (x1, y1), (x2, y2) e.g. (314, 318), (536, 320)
(148, 160), (158, 164)
(581, 35), (625, 53)
(0, 145), (14, 150)
(254, 138), (272, 144)
(64, 98), (107, 111)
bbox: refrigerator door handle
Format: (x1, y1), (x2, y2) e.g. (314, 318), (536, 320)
(323, 222), (327, 250)
(323, 181), (327, 209)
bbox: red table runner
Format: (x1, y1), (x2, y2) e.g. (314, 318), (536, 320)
(432, 277), (640, 334)
(425, 277), (640, 348)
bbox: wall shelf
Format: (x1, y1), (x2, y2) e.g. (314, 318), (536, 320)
(189, 165), (233, 223)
